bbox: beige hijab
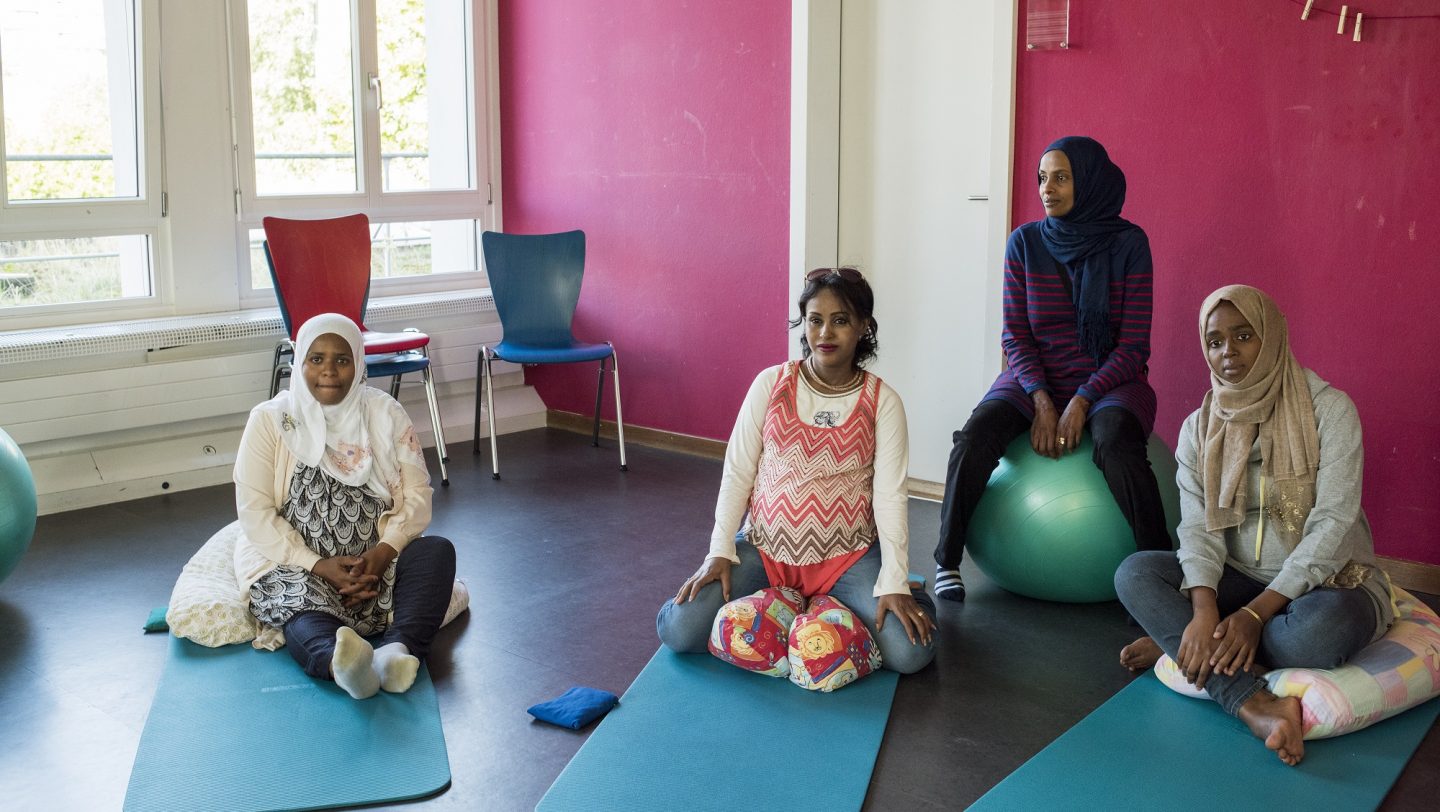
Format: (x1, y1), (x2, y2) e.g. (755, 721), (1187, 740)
(1196, 285), (1320, 548)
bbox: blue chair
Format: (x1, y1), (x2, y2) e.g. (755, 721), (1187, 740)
(475, 230), (626, 479)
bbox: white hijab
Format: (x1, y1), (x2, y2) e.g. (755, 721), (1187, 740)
(270, 313), (401, 503)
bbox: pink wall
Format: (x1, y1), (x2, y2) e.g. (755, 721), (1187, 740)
(496, 0), (790, 441)
(1013, 1), (1440, 564)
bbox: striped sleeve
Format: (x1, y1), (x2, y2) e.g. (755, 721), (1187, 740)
(1076, 230), (1153, 403)
(999, 230), (1048, 395)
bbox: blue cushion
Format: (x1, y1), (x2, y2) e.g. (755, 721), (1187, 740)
(144, 606), (169, 633)
(527, 686), (619, 730)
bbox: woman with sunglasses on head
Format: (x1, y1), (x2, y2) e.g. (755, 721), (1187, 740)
(1114, 285), (1394, 767)
(656, 268), (937, 678)
(933, 136), (1172, 602)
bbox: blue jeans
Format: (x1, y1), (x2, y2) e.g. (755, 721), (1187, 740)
(1114, 550), (1377, 715)
(655, 536), (936, 674)
(285, 535), (457, 680)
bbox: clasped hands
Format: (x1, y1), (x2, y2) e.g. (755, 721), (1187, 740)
(312, 543), (398, 608)
(1176, 605), (1264, 690)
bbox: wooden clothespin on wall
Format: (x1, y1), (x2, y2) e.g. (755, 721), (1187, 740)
(1301, 0), (1315, 20)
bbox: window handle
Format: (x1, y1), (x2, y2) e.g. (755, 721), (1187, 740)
(368, 73), (384, 109)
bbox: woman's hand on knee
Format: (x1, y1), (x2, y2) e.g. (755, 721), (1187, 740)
(675, 557), (732, 604)
(1056, 396), (1089, 456)
(1030, 394), (1060, 458)
(1178, 611), (1221, 689)
(875, 593), (935, 646)
(1210, 611), (1262, 676)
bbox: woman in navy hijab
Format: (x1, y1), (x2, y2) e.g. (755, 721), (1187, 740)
(932, 136), (1170, 601)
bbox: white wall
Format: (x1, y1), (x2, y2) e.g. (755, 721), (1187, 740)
(792, 0), (1017, 484)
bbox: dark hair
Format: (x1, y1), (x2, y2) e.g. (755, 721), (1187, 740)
(787, 267), (879, 369)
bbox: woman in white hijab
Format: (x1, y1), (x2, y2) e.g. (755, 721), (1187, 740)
(235, 313), (455, 699)
(1114, 285), (1393, 766)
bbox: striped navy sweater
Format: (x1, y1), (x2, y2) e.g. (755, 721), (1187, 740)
(982, 221), (1157, 434)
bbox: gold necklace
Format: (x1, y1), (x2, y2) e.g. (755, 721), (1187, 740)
(802, 356), (863, 396)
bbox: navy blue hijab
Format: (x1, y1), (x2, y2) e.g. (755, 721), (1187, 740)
(1037, 136), (1137, 365)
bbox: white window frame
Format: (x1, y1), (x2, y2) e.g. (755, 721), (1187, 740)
(226, 0), (493, 308)
(0, 0), (169, 327)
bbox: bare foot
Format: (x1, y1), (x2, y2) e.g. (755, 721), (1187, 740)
(1119, 636), (1163, 672)
(1237, 689), (1305, 766)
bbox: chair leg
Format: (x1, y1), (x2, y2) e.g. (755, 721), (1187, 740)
(592, 358), (607, 447)
(473, 347), (485, 455)
(419, 349), (448, 487)
(270, 340), (292, 398)
(484, 351), (500, 479)
(610, 345), (627, 472)
(390, 373), (402, 399)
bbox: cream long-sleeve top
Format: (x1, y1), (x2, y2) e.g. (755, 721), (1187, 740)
(1175, 370), (1394, 642)
(232, 394), (433, 592)
(707, 364), (911, 597)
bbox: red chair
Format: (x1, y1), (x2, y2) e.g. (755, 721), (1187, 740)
(262, 214), (449, 485)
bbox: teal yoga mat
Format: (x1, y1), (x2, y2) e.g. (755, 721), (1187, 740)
(971, 675), (1440, 811)
(124, 636), (450, 812)
(538, 648), (899, 811)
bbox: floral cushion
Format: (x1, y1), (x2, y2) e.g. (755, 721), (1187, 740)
(1153, 587), (1440, 739)
(708, 586), (803, 677)
(787, 595), (882, 692)
(167, 520), (469, 650)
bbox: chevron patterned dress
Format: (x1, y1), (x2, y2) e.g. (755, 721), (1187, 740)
(748, 362), (879, 596)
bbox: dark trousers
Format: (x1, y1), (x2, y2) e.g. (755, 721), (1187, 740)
(285, 535), (457, 680)
(934, 399), (1171, 569)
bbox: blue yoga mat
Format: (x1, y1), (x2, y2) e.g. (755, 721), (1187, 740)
(971, 675), (1440, 811)
(124, 636), (450, 812)
(538, 648), (899, 811)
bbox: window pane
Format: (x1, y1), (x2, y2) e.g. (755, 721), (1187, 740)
(0, 235), (151, 308)
(376, 0), (471, 192)
(248, 219), (476, 290)
(1, 0), (140, 202)
(247, 0), (358, 196)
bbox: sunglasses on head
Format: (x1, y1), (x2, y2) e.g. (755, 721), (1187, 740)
(805, 267), (865, 283)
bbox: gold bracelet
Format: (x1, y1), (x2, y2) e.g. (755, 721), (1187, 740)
(1240, 605), (1263, 625)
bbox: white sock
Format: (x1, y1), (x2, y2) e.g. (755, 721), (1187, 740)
(332, 626), (380, 700)
(372, 642), (420, 693)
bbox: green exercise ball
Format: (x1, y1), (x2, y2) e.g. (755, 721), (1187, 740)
(967, 432), (1180, 603)
(0, 426), (37, 586)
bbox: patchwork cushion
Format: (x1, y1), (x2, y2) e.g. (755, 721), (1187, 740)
(167, 520), (470, 650)
(708, 586), (802, 677)
(1153, 587), (1440, 739)
(787, 595), (882, 692)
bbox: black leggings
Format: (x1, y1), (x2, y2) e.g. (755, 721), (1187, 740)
(933, 400), (1171, 569)
(284, 535), (457, 680)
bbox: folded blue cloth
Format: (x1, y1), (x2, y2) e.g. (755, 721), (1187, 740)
(527, 686), (619, 730)
(144, 606), (169, 633)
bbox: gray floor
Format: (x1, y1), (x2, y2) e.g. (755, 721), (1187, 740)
(1, 428), (1435, 810)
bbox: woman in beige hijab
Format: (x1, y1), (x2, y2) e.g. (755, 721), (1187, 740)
(1113, 285), (1393, 766)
